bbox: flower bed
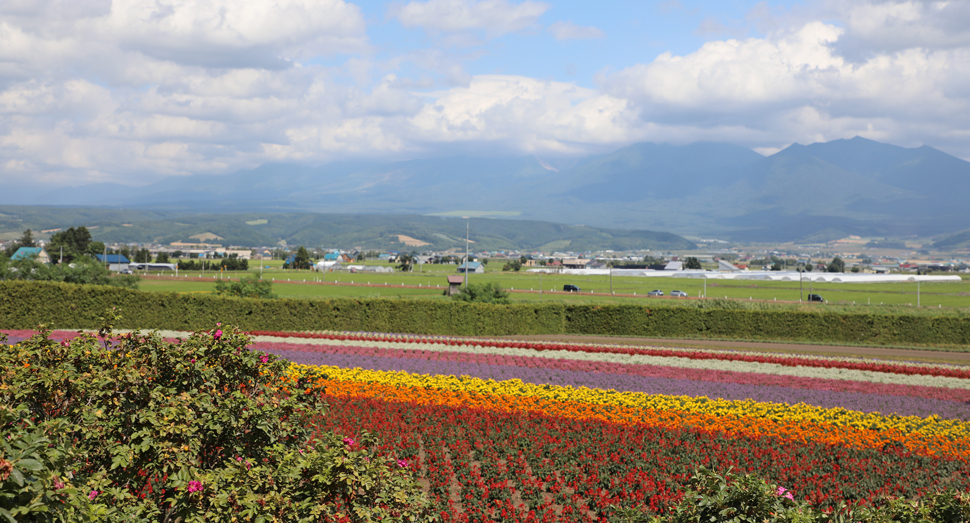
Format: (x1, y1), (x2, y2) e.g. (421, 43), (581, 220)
(6, 328), (970, 520)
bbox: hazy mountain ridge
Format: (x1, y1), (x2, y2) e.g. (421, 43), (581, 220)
(3, 136), (968, 243)
(0, 207), (697, 252)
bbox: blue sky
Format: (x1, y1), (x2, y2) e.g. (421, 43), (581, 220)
(1, 0), (968, 186)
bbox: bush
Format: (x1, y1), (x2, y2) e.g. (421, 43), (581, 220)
(213, 276), (277, 299)
(0, 315), (432, 522)
(4, 280), (970, 345)
(448, 282), (511, 304)
(0, 255), (139, 289)
(610, 468), (970, 523)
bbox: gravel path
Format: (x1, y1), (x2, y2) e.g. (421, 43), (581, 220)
(493, 334), (970, 365)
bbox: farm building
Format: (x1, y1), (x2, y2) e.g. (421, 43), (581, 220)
(95, 254), (131, 272)
(457, 261), (484, 274)
(11, 247), (51, 264)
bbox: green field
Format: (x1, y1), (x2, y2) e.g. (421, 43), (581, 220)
(138, 261), (970, 310)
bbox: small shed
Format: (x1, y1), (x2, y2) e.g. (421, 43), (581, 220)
(446, 275), (464, 296)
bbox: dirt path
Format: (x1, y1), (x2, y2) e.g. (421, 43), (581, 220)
(494, 334), (970, 365)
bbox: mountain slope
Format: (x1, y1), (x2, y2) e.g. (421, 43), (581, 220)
(3, 137), (968, 243)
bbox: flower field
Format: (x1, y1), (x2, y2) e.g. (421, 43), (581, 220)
(6, 328), (970, 521)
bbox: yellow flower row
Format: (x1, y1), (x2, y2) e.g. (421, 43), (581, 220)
(288, 363), (970, 443)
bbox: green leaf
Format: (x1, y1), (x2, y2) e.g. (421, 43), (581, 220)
(16, 458), (43, 471)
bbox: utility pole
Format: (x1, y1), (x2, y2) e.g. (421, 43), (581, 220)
(464, 220), (469, 289)
(609, 264), (613, 294)
(799, 267), (803, 301)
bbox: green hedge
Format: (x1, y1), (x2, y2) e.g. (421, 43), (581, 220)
(2, 281), (970, 345)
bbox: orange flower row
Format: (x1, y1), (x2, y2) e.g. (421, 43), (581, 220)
(311, 378), (969, 462)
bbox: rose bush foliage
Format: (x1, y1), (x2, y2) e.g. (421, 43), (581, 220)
(0, 316), (433, 522)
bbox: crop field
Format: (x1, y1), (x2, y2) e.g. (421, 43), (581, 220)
(138, 266), (970, 309)
(8, 328), (969, 520)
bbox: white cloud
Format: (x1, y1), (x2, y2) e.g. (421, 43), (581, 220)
(3, 0), (970, 187)
(835, 0), (970, 56)
(602, 18), (970, 156)
(390, 0), (549, 35)
(547, 21), (604, 41)
(408, 75), (639, 153)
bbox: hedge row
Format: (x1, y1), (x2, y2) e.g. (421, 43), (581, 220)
(2, 281), (970, 346)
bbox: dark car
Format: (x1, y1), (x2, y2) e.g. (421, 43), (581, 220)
(807, 294), (824, 302)
(647, 290), (664, 297)
(563, 284), (581, 292)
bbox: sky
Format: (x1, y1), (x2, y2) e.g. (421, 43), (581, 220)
(2, 0), (969, 186)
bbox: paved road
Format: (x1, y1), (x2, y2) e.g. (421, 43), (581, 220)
(494, 334), (970, 364)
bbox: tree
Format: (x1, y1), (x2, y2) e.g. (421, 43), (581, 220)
(132, 248), (152, 263)
(155, 252), (170, 264)
(804, 263), (813, 272)
(502, 259), (522, 272)
(449, 282), (511, 304)
(46, 227), (94, 264)
(683, 257), (702, 270)
(171, 250), (184, 259)
(291, 246), (313, 270)
(4, 228), (38, 256)
(827, 256), (845, 273)
(396, 252), (416, 272)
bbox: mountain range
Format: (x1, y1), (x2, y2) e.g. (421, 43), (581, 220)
(4, 136), (969, 243)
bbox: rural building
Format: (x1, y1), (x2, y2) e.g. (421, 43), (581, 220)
(11, 247), (51, 264)
(344, 264), (394, 273)
(457, 261), (484, 273)
(129, 262), (177, 271)
(314, 260), (343, 271)
(446, 275), (464, 295)
(562, 258), (590, 269)
(95, 254), (131, 272)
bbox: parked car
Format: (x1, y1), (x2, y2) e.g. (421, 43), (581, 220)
(647, 290), (664, 296)
(670, 290), (688, 297)
(120, 269), (133, 274)
(563, 284), (581, 292)
(807, 294), (824, 302)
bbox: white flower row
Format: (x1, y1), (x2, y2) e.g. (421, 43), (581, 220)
(113, 328), (970, 373)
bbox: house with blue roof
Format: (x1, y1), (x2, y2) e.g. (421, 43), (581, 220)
(11, 247), (51, 264)
(95, 254), (130, 272)
(457, 261), (484, 274)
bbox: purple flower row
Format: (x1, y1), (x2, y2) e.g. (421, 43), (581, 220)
(263, 346), (970, 421)
(250, 341), (970, 404)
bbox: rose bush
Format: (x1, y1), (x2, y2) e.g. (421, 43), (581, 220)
(0, 314), (433, 522)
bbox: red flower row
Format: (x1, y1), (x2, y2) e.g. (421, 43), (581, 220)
(246, 330), (970, 379)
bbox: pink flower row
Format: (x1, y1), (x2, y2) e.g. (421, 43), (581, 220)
(250, 340), (970, 403)
(246, 330), (970, 380)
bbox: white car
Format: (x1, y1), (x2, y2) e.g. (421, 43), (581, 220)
(670, 290), (688, 297)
